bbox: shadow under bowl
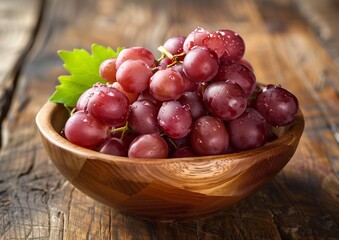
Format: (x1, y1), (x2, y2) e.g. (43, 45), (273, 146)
(36, 102), (304, 221)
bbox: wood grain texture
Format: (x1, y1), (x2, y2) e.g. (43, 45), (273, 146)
(0, 0), (42, 147)
(0, 0), (338, 239)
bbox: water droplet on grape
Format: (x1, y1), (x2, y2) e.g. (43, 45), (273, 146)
(173, 115), (180, 121)
(107, 91), (115, 97)
(142, 101), (151, 106)
(98, 91), (105, 98)
(182, 104), (191, 111)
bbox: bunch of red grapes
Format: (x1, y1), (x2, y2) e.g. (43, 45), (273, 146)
(64, 27), (299, 158)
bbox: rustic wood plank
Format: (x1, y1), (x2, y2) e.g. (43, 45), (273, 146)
(0, 0), (40, 85)
(0, 0), (338, 239)
(294, 0), (339, 64)
(0, 0), (43, 147)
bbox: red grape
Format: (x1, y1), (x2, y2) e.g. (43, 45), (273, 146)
(183, 27), (226, 58)
(162, 36), (186, 63)
(179, 91), (205, 120)
(116, 59), (153, 93)
(149, 68), (184, 101)
(183, 46), (219, 83)
(201, 30), (226, 58)
(203, 81), (247, 121)
(163, 36), (186, 54)
(64, 111), (108, 148)
(190, 116), (229, 156)
(76, 83), (109, 111)
(99, 58), (117, 83)
(128, 100), (160, 134)
(255, 85), (299, 126)
(87, 85), (130, 127)
(183, 27), (210, 53)
(128, 133), (168, 158)
(213, 62), (256, 97)
(116, 47), (156, 68)
(228, 108), (268, 151)
(158, 101), (192, 139)
(218, 29), (245, 64)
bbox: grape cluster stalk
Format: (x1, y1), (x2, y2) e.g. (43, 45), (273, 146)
(63, 27), (299, 158)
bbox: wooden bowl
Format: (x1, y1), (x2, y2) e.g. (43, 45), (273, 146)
(36, 102), (304, 221)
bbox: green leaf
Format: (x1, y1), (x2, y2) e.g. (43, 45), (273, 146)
(49, 44), (123, 107)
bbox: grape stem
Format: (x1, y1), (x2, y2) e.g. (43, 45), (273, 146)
(157, 45), (186, 68)
(151, 66), (160, 73)
(67, 107), (76, 116)
(167, 59), (183, 68)
(109, 122), (130, 140)
(157, 46), (174, 59)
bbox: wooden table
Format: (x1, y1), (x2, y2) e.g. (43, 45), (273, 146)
(1, 0), (338, 239)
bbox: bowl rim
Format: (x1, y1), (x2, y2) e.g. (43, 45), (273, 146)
(36, 102), (305, 165)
